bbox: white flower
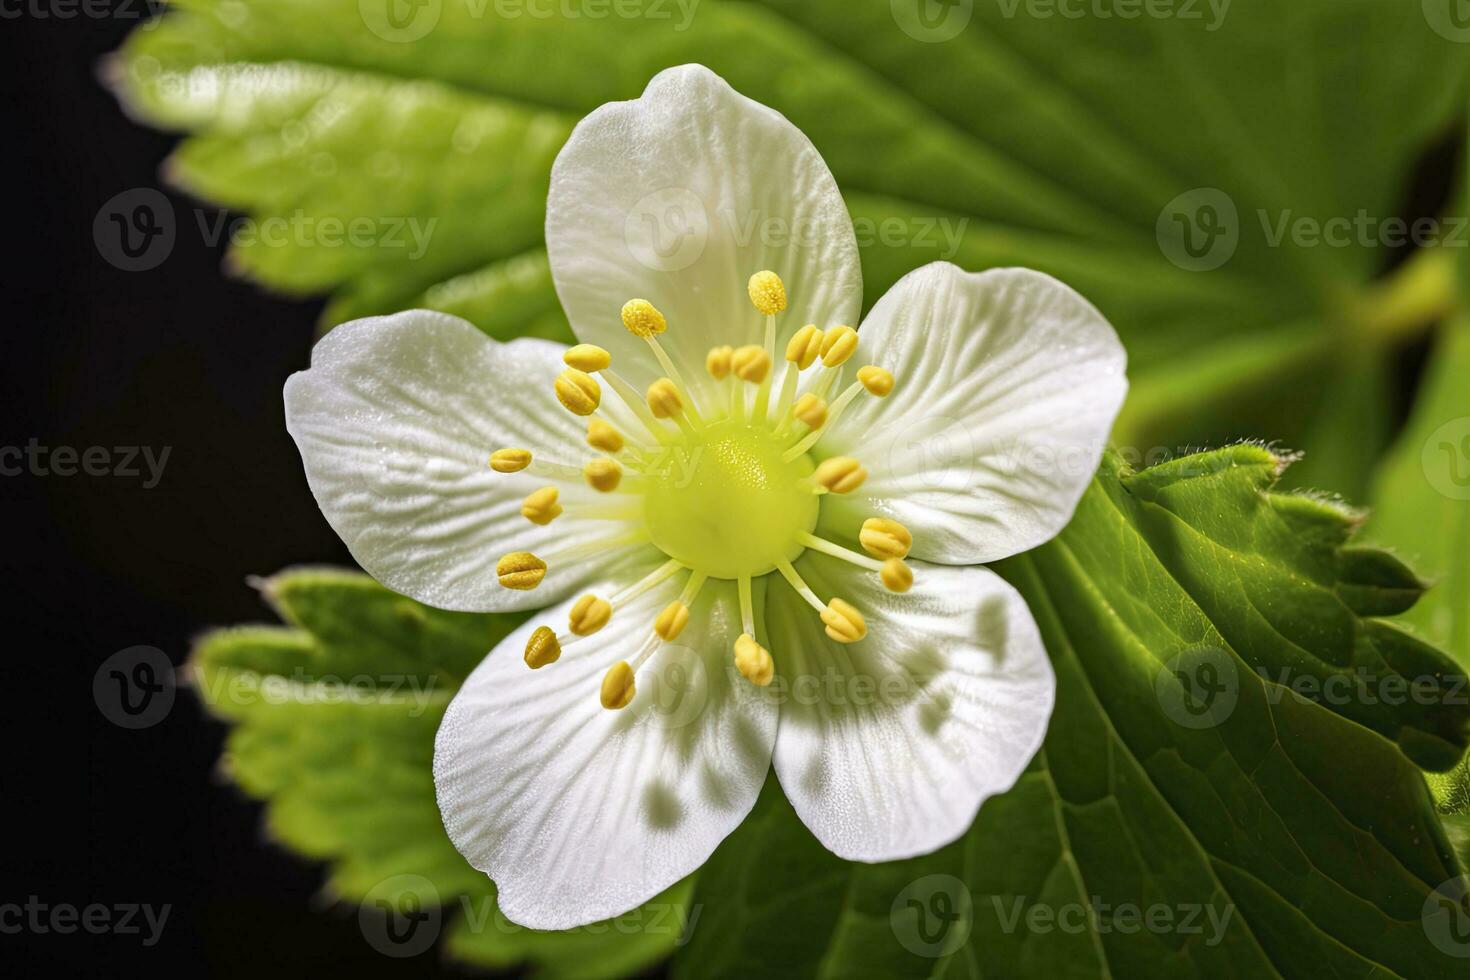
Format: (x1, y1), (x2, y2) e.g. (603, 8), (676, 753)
(284, 65), (1127, 930)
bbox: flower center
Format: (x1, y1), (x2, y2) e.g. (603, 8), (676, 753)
(489, 271), (916, 709)
(642, 420), (819, 580)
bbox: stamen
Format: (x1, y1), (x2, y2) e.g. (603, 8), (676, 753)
(732, 345), (771, 384)
(738, 575), (756, 635)
(820, 326), (858, 367)
(489, 447), (532, 473)
(792, 393), (827, 430)
(564, 344), (611, 372)
(782, 381), (867, 461)
(785, 325), (824, 370)
(752, 310), (778, 424)
(523, 626), (560, 669)
(496, 551), (547, 590)
(555, 368), (601, 416)
(775, 558), (826, 613)
(655, 569), (707, 641)
(796, 531), (882, 571)
(880, 558), (913, 593)
(520, 486), (562, 525)
(627, 632), (663, 672)
(583, 457), (623, 492)
(733, 575), (773, 685)
(734, 633), (774, 686)
(600, 660), (636, 709)
(857, 365), (894, 397)
(610, 558), (685, 607)
(646, 378), (682, 417)
(587, 418), (624, 454)
(706, 346), (733, 379)
(820, 598), (867, 643)
(655, 601), (690, 641)
(773, 559), (866, 643)
(569, 594), (613, 636)
(601, 369), (674, 444)
(812, 456), (867, 494)
(747, 270), (788, 316)
(645, 335), (705, 426)
(859, 518), (912, 559)
(620, 298), (667, 337)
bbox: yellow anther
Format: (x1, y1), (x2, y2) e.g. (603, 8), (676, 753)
(523, 626), (561, 669)
(813, 456), (867, 494)
(706, 345), (733, 379)
(520, 486), (562, 526)
(880, 558), (913, 593)
(489, 447), (532, 473)
(621, 298), (667, 337)
(785, 324), (824, 369)
(857, 365), (894, 397)
(793, 393), (828, 429)
(747, 270), (787, 316)
(859, 518), (912, 560)
(564, 344), (611, 372)
(569, 594), (612, 636)
(820, 598), (867, 643)
(555, 368), (601, 416)
(654, 600), (689, 641)
(732, 345), (771, 383)
(820, 326), (858, 367)
(584, 457), (622, 492)
(646, 378), (683, 419)
(587, 418), (624, 454)
(734, 633), (774, 686)
(496, 551), (546, 591)
(600, 661), (636, 709)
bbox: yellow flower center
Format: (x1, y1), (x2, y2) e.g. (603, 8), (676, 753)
(642, 420), (818, 580)
(491, 271), (914, 708)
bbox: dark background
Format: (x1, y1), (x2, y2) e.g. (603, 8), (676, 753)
(3, 12), (482, 978)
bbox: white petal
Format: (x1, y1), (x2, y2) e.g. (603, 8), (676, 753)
(819, 264), (1127, 564)
(285, 310), (649, 612)
(435, 572), (777, 929)
(546, 64), (861, 399)
(767, 553), (1054, 862)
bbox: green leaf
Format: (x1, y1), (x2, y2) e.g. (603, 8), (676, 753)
(1365, 316), (1470, 670)
(190, 567), (691, 977)
(675, 447), (1470, 978)
(108, 0), (1469, 494)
